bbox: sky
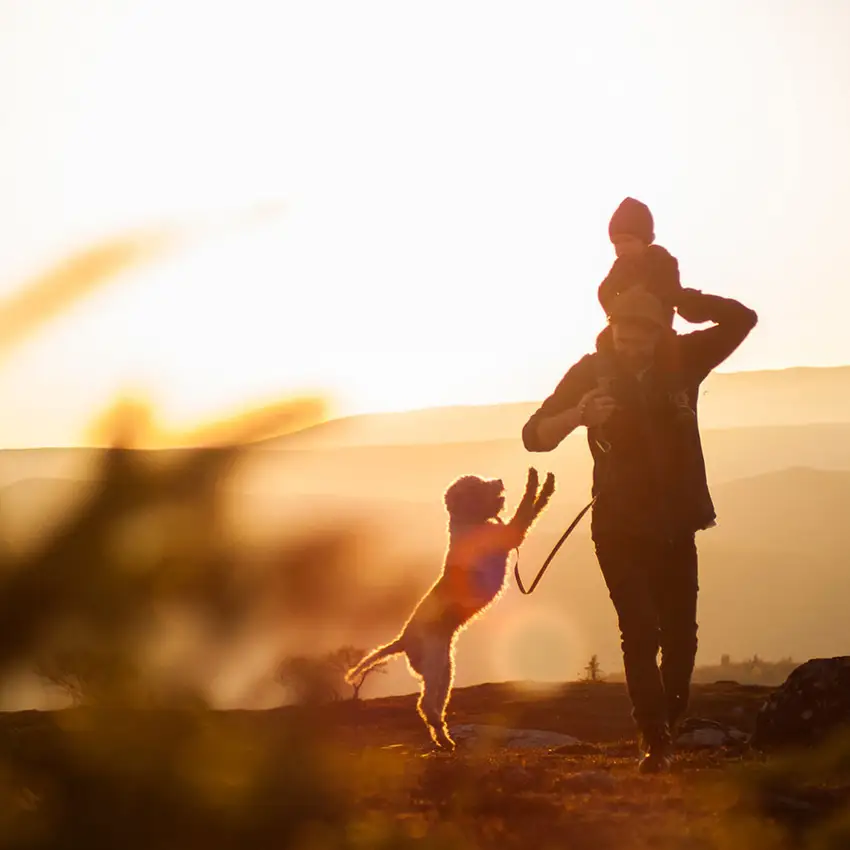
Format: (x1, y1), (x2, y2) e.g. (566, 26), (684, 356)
(0, 0), (849, 447)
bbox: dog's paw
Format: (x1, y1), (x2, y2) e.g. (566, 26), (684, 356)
(434, 731), (457, 753)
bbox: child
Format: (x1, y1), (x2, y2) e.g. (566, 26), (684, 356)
(598, 197), (683, 324)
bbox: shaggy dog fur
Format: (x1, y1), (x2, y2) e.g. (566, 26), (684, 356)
(346, 468), (555, 751)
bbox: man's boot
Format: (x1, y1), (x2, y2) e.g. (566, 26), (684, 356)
(666, 691), (689, 741)
(638, 726), (673, 774)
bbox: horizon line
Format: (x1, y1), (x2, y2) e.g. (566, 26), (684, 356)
(4, 362), (850, 452)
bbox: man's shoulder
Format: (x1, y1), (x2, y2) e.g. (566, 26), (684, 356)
(673, 329), (713, 378)
(565, 351), (599, 375)
(551, 352), (598, 392)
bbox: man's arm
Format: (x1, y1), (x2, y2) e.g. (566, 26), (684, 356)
(522, 355), (596, 452)
(676, 288), (758, 383)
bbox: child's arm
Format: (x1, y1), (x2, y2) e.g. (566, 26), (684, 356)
(599, 247), (682, 317)
(677, 289), (758, 383)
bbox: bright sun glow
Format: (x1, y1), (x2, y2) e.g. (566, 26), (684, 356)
(0, 1), (849, 445)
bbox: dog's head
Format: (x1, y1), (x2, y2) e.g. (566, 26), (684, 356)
(444, 475), (505, 525)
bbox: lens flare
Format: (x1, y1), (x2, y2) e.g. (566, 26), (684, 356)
(489, 603), (590, 686)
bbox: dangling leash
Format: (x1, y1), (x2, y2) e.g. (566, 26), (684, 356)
(513, 495), (596, 594)
(513, 437), (611, 595)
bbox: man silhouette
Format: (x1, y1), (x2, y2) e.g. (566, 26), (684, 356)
(521, 271), (757, 773)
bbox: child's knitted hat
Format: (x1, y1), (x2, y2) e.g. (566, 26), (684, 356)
(608, 197), (655, 245)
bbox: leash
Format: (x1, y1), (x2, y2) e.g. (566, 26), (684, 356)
(513, 436), (611, 595)
(513, 496), (595, 594)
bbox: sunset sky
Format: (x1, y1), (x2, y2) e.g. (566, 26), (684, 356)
(0, 0), (849, 447)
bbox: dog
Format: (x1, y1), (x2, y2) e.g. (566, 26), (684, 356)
(346, 467), (555, 751)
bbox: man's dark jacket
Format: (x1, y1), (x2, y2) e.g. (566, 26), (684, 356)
(522, 290), (758, 542)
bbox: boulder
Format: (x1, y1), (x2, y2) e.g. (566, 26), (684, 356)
(449, 724), (585, 751)
(674, 717), (747, 749)
(750, 657), (850, 752)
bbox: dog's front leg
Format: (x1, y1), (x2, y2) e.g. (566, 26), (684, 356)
(505, 469), (555, 546)
(531, 471), (556, 518)
(507, 468), (540, 531)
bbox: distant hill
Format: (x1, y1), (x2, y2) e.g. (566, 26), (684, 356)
(271, 365), (850, 449)
(707, 465), (850, 556)
(4, 363), (850, 704)
(5, 422), (850, 508)
(3, 463), (849, 702)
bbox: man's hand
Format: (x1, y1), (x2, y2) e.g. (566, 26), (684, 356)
(578, 387), (617, 427)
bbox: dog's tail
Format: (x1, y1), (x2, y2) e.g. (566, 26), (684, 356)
(345, 638), (404, 683)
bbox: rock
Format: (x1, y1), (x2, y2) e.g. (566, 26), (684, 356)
(750, 657), (850, 752)
(675, 717), (747, 749)
(449, 724), (586, 751)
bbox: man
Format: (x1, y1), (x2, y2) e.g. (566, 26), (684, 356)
(521, 276), (758, 773)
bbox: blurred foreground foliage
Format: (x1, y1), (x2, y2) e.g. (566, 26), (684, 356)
(0, 227), (455, 849)
(0, 396), (455, 850)
(718, 727), (850, 850)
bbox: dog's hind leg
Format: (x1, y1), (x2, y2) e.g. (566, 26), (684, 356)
(429, 665), (456, 751)
(417, 636), (456, 751)
(345, 637), (404, 684)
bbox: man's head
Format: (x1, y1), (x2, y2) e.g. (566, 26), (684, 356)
(608, 286), (672, 373)
(609, 197), (654, 258)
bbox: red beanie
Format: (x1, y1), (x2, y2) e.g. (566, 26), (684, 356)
(608, 197), (655, 245)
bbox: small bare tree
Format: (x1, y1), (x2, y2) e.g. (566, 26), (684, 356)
(34, 644), (137, 706)
(326, 645), (388, 701)
(276, 655), (341, 705)
(35, 651), (87, 705)
(581, 654), (604, 683)
(276, 645), (388, 704)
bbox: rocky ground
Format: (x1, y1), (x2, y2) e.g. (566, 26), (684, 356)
(330, 679), (769, 749)
(308, 680), (850, 849)
(2, 680), (849, 849)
